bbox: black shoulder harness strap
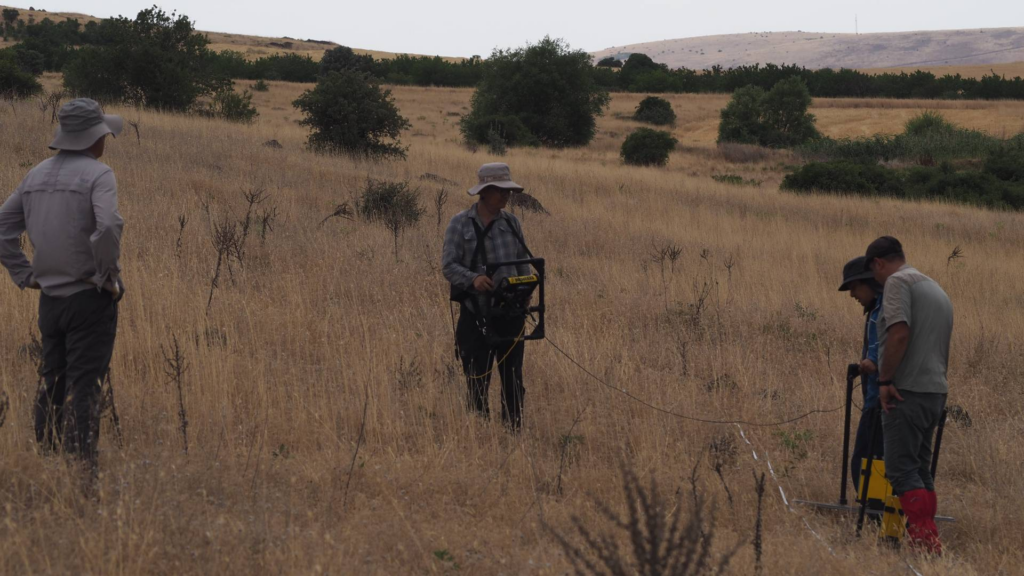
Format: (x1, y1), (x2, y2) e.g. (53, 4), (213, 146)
(469, 213), (533, 271)
(503, 214), (534, 259)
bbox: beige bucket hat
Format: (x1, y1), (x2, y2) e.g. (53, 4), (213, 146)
(468, 163), (524, 196)
(49, 98), (123, 151)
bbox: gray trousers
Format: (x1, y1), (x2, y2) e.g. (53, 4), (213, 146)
(881, 390), (946, 494)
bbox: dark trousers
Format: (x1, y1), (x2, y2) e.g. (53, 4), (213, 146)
(35, 288), (118, 465)
(851, 405), (885, 491)
(882, 390), (947, 495)
(455, 303), (525, 429)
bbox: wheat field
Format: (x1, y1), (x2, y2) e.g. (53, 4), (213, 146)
(1, 82), (1024, 575)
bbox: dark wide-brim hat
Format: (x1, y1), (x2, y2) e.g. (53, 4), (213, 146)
(49, 98), (123, 151)
(468, 162), (524, 196)
(839, 256), (876, 291)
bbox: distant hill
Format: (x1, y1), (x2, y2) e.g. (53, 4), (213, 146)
(0, 5), (463, 62)
(592, 28), (1024, 72)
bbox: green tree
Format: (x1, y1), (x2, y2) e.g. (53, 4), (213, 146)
(461, 37), (609, 148)
(62, 7), (228, 110)
(618, 53), (666, 90)
(1, 8), (18, 40)
(718, 77), (820, 148)
(717, 85), (767, 145)
(621, 128), (678, 166)
(759, 77), (820, 147)
(319, 45), (383, 78)
(293, 69), (410, 159)
(596, 56), (622, 68)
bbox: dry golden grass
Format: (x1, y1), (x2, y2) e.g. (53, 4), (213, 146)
(2, 83), (1023, 575)
(859, 61), (1024, 79)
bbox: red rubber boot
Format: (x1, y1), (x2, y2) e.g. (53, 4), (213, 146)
(923, 490), (943, 556)
(901, 487), (933, 553)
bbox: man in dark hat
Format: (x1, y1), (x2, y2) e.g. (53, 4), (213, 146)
(865, 236), (952, 555)
(441, 163), (532, 430)
(0, 98), (125, 473)
(838, 256), (885, 491)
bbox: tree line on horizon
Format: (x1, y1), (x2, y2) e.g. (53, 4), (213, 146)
(4, 6), (1024, 101)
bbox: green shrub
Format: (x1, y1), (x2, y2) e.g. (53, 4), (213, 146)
(781, 161), (899, 195)
(596, 56), (622, 68)
(718, 77), (820, 148)
(799, 112), (1004, 162)
(712, 174), (762, 186)
(983, 144), (1024, 182)
(621, 128), (678, 166)
(633, 95), (676, 126)
(903, 110), (956, 136)
(461, 37), (610, 148)
(0, 52), (42, 97)
(358, 179), (423, 223)
(250, 79), (269, 92)
(486, 129), (507, 156)
(781, 158), (1024, 211)
(204, 88), (259, 123)
(293, 69), (410, 159)
(358, 179), (424, 261)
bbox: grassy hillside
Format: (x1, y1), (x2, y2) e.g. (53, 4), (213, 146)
(593, 28), (1024, 73)
(0, 4), (463, 61)
(1, 82), (1022, 574)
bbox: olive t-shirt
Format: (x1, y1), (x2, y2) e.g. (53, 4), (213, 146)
(878, 265), (953, 394)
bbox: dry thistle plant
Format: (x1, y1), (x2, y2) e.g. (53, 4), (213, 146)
(433, 186), (449, 229)
(161, 335), (190, 455)
(174, 213), (188, 259)
(99, 371), (125, 449)
(555, 406), (588, 496)
(127, 115), (142, 145)
(236, 186), (270, 265)
(319, 202), (354, 227)
(708, 435), (738, 506)
(38, 89), (67, 123)
(508, 191), (551, 220)
(394, 357), (423, 393)
(0, 389), (9, 430)
(947, 245), (964, 267)
(752, 471), (767, 576)
(257, 205), (278, 244)
(546, 463), (739, 576)
(207, 219), (240, 315)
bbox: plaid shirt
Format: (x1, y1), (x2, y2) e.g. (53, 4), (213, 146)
(442, 203), (530, 292)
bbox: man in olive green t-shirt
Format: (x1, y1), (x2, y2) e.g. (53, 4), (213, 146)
(866, 236), (952, 555)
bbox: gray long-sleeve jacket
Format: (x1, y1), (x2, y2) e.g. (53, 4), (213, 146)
(0, 150), (124, 297)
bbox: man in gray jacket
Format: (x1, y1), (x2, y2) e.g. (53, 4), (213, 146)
(0, 98), (125, 471)
(866, 236), (952, 555)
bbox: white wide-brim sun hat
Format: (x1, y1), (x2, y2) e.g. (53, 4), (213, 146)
(468, 162), (525, 196)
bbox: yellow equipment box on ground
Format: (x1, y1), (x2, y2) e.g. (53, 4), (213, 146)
(859, 459), (906, 543)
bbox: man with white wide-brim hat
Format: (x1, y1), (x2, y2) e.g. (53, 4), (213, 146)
(442, 162), (532, 430)
(0, 98), (125, 474)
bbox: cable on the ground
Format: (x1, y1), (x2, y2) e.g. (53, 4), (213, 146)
(542, 334), (844, 427)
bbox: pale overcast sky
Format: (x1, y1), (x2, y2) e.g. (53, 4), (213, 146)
(28, 0), (1024, 57)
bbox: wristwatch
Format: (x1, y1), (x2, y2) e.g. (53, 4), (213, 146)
(878, 380), (894, 387)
